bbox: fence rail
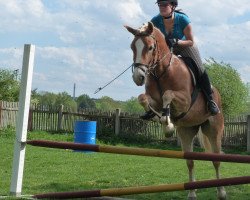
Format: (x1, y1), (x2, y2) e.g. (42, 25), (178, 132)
(0, 101), (249, 150)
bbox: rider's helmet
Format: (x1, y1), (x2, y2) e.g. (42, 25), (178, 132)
(156, 0), (178, 6)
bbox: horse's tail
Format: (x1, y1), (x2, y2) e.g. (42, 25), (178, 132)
(197, 128), (212, 152)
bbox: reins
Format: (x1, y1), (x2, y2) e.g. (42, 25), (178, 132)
(148, 34), (173, 96)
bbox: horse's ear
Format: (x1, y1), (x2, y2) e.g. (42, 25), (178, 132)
(124, 25), (140, 36)
(146, 22), (154, 35)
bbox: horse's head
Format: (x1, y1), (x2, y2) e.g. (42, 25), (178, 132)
(125, 22), (158, 86)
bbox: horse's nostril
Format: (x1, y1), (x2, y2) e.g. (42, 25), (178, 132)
(140, 76), (145, 83)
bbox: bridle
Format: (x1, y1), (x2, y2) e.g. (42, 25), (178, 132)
(131, 33), (172, 80)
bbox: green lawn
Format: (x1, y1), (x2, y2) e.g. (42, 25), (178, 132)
(1, 129), (250, 200)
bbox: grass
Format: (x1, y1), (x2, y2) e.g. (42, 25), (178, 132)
(1, 128), (250, 200)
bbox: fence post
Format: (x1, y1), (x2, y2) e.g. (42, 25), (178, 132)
(57, 104), (64, 132)
(247, 115), (250, 153)
(115, 108), (121, 135)
(28, 108), (33, 131)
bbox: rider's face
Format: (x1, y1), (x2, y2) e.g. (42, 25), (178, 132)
(158, 2), (173, 17)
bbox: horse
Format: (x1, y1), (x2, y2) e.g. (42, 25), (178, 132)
(125, 22), (226, 200)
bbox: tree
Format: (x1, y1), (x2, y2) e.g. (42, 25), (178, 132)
(76, 94), (96, 110)
(0, 69), (20, 101)
(36, 91), (57, 107)
(95, 96), (121, 111)
(245, 82), (250, 114)
(34, 91), (77, 111)
(31, 88), (40, 105)
(55, 92), (77, 111)
(204, 59), (248, 116)
(123, 97), (144, 114)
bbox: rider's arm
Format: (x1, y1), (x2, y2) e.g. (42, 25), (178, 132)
(177, 24), (194, 47)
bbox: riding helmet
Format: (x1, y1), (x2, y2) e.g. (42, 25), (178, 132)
(156, 0), (178, 6)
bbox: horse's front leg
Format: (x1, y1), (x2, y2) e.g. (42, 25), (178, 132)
(138, 93), (160, 121)
(161, 90), (175, 133)
(161, 90), (191, 134)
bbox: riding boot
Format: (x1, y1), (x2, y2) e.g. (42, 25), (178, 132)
(199, 71), (220, 116)
(140, 110), (156, 120)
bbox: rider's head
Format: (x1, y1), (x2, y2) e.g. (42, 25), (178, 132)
(156, 0), (178, 7)
(156, 0), (178, 18)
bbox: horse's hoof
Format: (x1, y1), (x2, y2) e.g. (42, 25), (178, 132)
(217, 188), (227, 200)
(164, 130), (175, 138)
(164, 131), (174, 138)
(163, 123), (175, 138)
(165, 123), (174, 132)
(188, 191), (197, 200)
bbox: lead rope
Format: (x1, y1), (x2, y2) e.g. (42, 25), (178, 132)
(94, 64), (133, 94)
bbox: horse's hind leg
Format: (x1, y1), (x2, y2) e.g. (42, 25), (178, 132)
(201, 119), (227, 200)
(177, 126), (199, 200)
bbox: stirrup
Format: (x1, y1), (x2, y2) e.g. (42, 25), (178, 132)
(208, 100), (220, 116)
(140, 110), (156, 120)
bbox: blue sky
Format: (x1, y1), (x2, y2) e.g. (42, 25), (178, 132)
(0, 0), (249, 101)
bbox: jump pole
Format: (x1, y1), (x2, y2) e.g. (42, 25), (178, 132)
(33, 176), (250, 199)
(10, 44), (35, 197)
(26, 140), (250, 163)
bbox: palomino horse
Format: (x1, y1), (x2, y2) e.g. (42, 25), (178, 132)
(125, 22), (226, 200)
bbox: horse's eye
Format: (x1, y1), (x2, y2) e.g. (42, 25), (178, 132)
(148, 46), (154, 51)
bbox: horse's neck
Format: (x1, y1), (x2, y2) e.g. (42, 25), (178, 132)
(156, 44), (171, 74)
(154, 30), (177, 78)
(168, 55), (193, 91)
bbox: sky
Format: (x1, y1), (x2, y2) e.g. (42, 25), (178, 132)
(0, 0), (250, 101)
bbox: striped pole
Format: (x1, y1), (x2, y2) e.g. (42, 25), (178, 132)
(33, 176), (250, 199)
(26, 140), (250, 163)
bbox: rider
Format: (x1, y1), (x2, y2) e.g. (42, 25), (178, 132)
(149, 0), (220, 116)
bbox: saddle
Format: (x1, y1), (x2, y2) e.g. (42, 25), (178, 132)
(178, 56), (200, 87)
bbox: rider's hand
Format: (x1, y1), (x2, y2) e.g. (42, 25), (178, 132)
(168, 38), (179, 48)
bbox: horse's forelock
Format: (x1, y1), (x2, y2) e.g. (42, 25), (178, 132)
(139, 23), (148, 33)
(136, 22), (154, 36)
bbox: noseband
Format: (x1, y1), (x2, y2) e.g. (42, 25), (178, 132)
(131, 63), (147, 73)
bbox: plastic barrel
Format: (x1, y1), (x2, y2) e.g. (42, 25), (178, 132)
(74, 121), (96, 153)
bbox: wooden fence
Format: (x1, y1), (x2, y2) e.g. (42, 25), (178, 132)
(0, 101), (19, 128)
(0, 101), (250, 150)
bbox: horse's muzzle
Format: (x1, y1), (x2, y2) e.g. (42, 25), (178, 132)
(132, 63), (147, 86)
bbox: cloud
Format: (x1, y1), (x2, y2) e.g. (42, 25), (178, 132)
(0, 47), (23, 69)
(38, 47), (84, 67)
(181, 0), (250, 26)
(115, 0), (147, 24)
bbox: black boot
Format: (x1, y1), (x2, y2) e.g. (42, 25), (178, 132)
(199, 71), (220, 116)
(140, 110), (156, 120)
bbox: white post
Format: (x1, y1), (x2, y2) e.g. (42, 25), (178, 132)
(10, 44), (35, 196)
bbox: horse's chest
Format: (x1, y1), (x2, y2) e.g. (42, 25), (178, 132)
(145, 81), (164, 103)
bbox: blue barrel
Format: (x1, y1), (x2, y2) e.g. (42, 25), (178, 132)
(74, 121), (96, 153)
